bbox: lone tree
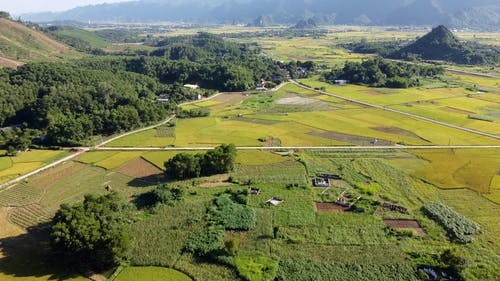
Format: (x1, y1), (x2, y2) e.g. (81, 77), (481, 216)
(0, 11), (10, 19)
(51, 193), (133, 270)
(201, 143), (237, 176)
(164, 153), (202, 180)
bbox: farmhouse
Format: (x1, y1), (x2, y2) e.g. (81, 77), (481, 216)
(157, 94), (170, 102)
(250, 187), (261, 195)
(334, 80), (348, 85)
(266, 197), (284, 206)
(184, 84), (199, 89)
(313, 177), (330, 187)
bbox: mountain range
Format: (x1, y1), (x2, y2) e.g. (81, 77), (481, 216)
(20, 0), (500, 30)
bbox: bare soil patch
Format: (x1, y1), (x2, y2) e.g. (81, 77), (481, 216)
(372, 126), (430, 142)
(276, 96), (318, 106)
(315, 202), (350, 213)
(212, 93), (250, 109)
(29, 161), (87, 189)
(383, 219), (426, 236)
(116, 157), (163, 179)
(8, 204), (51, 229)
(361, 90), (382, 96)
(310, 131), (392, 146)
(234, 116), (281, 125)
(198, 175), (234, 188)
(0, 207), (24, 239)
(440, 106), (476, 115)
(0, 56), (23, 68)
(0, 207), (25, 259)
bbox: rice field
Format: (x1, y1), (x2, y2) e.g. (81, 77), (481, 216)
(0, 150), (68, 185)
(387, 149), (500, 203)
(107, 81), (500, 149)
(299, 77), (500, 136)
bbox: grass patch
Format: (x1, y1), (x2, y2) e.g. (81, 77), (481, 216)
(234, 254), (278, 281)
(94, 152), (145, 170)
(115, 267), (192, 281)
(235, 151), (288, 166)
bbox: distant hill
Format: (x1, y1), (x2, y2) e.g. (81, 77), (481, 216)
(20, 0), (500, 30)
(248, 15), (273, 27)
(390, 25), (500, 65)
(292, 19), (317, 29)
(0, 18), (78, 67)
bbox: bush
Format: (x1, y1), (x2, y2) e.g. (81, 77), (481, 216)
(177, 107), (210, 118)
(152, 184), (184, 206)
(209, 195), (256, 231)
(235, 254), (279, 281)
(423, 202), (480, 244)
(355, 182), (381, 195)
(224, 237), (240, 256)
(185, 227), (226, 256)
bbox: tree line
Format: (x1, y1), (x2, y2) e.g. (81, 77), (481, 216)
(323, 57), (444, 88)
(164, 144), (237, 180)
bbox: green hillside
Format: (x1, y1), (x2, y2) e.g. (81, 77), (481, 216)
(0, 18), (80, 67)
(45, 26), (110, 52)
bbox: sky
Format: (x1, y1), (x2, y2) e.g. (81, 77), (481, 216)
(1, 0), (129, 15)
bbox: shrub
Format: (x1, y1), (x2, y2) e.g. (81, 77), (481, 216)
(422, 202), (480, 244)
(224, 237), (240, 256)
(152, 184), (184, 206)
(355, 182), (381, 195)
(209, 195), (256, 231)
(235, 254), (279, 281)
(185, 228), (225, 256)
(177, 107), (210, 118)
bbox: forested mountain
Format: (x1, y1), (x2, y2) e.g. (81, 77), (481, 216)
(21, 0), (500, 30)
(390, 25), (500, 64)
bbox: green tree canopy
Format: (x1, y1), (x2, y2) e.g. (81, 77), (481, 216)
(51, 193), (134, 270)
(164, 153), (202, 180)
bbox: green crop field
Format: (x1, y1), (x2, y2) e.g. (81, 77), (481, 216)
(115, 267), (192, 281)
